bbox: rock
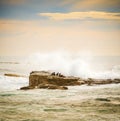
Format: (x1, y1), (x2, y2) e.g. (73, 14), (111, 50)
(84, 78), (120, 85)
(61, 86), (68, 90)
(4, 73), (25, 77)
(20, 71), (120, 90)
(38, 84), (50, 89)
(114, 78), (120, 83)
(78, 80), (85, 85)
(20, 86), (34, 90)
(38, 83), (68, 90)
(48, 85), (68, 90)
(29, 71), (80, 88)
(96, 98), (111, 102)
(30, 71), (50, 75)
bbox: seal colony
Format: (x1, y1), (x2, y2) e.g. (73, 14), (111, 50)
(20, 71), (120, 90)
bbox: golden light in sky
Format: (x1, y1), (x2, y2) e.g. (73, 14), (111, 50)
(0, 0), (120, 56)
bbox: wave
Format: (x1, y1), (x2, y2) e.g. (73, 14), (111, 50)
(0, 62), (19, 64)
(0, 75), (28, 91)
(23, 51), (120, 79)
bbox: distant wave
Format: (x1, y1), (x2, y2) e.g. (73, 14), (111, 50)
(0, 62), (19, 64)
(0, 68), (14, 72)
(0, 52), (120, 79)
(0, 75), (28, 91)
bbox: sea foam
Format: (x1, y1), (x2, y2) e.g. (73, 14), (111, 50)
(24, 51), (120, 79)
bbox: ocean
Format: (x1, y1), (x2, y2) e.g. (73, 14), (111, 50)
(0, 54), (120, 121)
(0, 54), (120, 91)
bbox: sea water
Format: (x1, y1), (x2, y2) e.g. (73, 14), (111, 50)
(0, 53), (120, 91)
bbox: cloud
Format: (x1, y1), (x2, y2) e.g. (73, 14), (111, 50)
(39, 11), (120, 20)
(62, 0), (120, 10)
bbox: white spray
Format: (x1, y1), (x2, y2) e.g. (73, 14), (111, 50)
(24, 51), (120, 79)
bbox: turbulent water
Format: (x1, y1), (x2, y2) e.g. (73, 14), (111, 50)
(0, 52), (120, 91)
(0, 53), (120, 121)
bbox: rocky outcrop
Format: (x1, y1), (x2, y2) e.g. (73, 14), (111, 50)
(38, 84), (68, 90)
(85, 78), (120, 85)
(4, 73), (25, 77)
(20, 71), (81, 90)
(20, 86), (34, 90)
(20, 71), (120, 90)
(29, 71), (80, 88)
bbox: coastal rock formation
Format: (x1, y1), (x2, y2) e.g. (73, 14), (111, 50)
(20, 86), (34, 90)
(4, 73), (25, 77)
(38, 83), (68, 90)
(85, 78), (120, 85)
(29, 71), (80, 89)
(20, 71), (120, 90)
(20, 71), (80, 90)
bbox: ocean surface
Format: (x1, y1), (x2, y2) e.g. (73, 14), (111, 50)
(0, 55), (120, 91)
(0, 55), (120, 121)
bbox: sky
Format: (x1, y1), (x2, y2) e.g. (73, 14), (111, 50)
(0, 0), (120, 56)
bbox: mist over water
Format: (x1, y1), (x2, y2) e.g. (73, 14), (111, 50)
(24, 51), (120, 79)
(0, 51), (120, 91)
(0, 51), (120, 79)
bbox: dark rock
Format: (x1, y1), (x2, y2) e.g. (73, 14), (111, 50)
(4, 73), (24, 77)
(114, 78), (120, 83)
(38, 83), (68, 90)
(62, 86), (68, 90)
(78, 80), (85, 85)
(29, 71), (80, 88)
(84, 78), (120, 85)
(38, 84), (49, 89)
(20, 86), (34, 90)
(20, 71), (120, 90)
(96, 98), (111, 102)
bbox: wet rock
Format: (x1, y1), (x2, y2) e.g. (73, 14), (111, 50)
(38, 83), (68, 90)
(61, 86), (68, 90)
(96, 98), (111, 102)
(4, 73), (25, 77)
(38, 84), (50, 89)
(20, 86), (34, 90)
(47, 85), (68, 90)
(85, 78), (120, 85)
(29, 71), (80, 88)
(78, 80), (85, 85)
(114, 78), (120, 83)
(20, 71), (120, 90)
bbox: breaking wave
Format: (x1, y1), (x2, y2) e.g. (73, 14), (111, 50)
(24, 51), (120, 79)
(0, 75), (28, 91)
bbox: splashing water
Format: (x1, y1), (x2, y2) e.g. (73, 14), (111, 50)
(24, 51), (120, 79)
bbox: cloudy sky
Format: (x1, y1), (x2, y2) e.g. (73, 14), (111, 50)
(0, 0), (120, 56)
